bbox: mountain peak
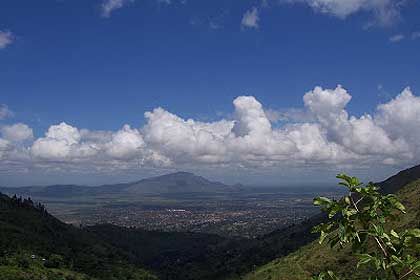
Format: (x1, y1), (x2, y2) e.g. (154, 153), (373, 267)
(124, 171), (238, 194)
(162, 171), (196, 177)
(143, 171), (201, 182)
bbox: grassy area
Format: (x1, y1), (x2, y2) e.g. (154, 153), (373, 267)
(242, 179), (420, 280)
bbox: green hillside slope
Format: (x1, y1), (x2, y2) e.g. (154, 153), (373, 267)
(242, 179), (420, 280)
(0, 194), (157, 280)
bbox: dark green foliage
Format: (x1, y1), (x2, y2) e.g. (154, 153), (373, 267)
(312, 174), (420, 280)
(87, 218), (324, 279)
(0, 193), (157, 280)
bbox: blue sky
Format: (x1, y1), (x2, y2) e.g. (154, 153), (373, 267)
(0, 0), (420, 186)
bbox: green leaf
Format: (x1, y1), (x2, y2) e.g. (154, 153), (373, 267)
(350, 177), (363, 187)
(336, 174), (351, 182)
(327, 271), (340, 280)
(413, 261), (420, 273)
(381, 260), (386, 271)
(319, 231), (328, 244)
(314, 196), (332, 206)
(390, 229), (399, 239)
(407, 228), (420, 238)
(390, 255), (404, 265)
(346, 209), (358, 217)
(312, 272), (326, 280)
(356, 254), (374, 268)
(344, 196), (351, 205)
(394, 201), (406, 213)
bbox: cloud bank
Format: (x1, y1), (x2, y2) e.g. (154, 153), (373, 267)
(1, 85), (419, 174)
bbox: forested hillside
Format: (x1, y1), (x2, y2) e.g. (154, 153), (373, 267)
(0, 193), (157, 280)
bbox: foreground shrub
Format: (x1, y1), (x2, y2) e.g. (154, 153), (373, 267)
(312, 174), (420, 280)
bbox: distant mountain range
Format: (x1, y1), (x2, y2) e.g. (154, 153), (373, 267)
(0, 171), (243, 198)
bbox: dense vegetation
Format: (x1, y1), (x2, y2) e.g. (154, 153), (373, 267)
(312, 174), (420, 279)
(243, 177), (420, 280)
(0, 193), (157, 280)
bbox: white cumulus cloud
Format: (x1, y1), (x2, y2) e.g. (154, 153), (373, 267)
(303, 85), (408, 156)
(1, 123), (33, 142)
(105, 124), (145, 159)
(375, 88), (420, 156)
(143, 107), (233, 164)
(1, 85), (420, 175)
(31, 122), (95, 160)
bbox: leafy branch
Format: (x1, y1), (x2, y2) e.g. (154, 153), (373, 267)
(311, 174), (420, 280)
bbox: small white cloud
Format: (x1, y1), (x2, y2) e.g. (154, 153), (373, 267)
(389, 34), (404, 43)
(0, 30), (13, 49)
(101, 0), (133, 18)
(1, 123), (33, 142)
(241, 7), (259, 29)
(100, 0), (174, 17)
(411, 31), (420, 40)
(0, 104), (13, 119)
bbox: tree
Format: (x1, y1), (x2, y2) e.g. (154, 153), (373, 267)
(312, 174), (420, 280)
